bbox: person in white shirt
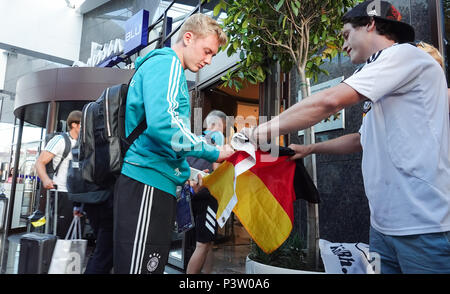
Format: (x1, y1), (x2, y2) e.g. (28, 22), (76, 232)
(246, 0), (450, 273)
(35, 110), (81, 238)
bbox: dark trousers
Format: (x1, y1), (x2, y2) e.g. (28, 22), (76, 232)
(83, 193), (114, 274)
(113, 174), (176, 274)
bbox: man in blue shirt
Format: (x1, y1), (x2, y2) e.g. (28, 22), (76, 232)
(186, 110), (227, 274)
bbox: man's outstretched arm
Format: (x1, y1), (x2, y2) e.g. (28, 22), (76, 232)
(254, 83), (365, 142)
(289, 133), (362, 160)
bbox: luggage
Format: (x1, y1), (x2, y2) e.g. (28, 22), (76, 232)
(45, 188), (59, 235)
(78, 57), (152, 187)
(44, 187), (79, 240)
(45, 187), (73, 237)
(18, 232), (57, 274)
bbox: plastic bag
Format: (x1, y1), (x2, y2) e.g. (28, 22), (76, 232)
(176, 184), (195, 233)
(48, 216), (87, 274)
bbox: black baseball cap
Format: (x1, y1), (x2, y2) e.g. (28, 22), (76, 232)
(343, 0), (415, 43)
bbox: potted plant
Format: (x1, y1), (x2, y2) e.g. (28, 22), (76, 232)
(213, 0), (360, 271)
(246, 232), (325, 274)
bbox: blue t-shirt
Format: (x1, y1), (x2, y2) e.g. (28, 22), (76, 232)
(203, 130), (224, 146)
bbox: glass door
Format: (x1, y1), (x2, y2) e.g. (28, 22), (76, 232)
(9, 123), (44, 229)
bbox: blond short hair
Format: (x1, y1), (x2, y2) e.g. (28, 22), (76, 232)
(177, 13), (227, 47)
(417, 41), (444, 69)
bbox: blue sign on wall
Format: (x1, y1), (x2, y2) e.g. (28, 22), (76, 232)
(123, 9), (149, 56)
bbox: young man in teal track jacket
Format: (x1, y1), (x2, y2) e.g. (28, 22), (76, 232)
(113, 13), (234, 274)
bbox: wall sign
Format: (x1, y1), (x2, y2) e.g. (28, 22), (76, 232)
(87, 9), (149, 67)
(123, 9), (149, 56)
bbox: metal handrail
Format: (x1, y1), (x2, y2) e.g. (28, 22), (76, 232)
(148, 0), (208, 49)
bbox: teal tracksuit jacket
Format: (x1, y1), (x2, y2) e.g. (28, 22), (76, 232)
(122, 47), (219, 196)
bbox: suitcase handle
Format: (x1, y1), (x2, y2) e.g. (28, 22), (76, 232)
(45, 187), (59, 235)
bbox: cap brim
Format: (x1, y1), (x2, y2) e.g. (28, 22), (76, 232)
(396, 22), (415, 43)
(374, 16), (415, 43)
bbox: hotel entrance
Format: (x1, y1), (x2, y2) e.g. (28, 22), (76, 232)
(167, 78), (262, 273)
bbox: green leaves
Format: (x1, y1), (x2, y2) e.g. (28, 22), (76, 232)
(213, 0), (227, 16)
(313, 34), (319, 45)
(242, 18), (249, 29)
(232, 40), (239, 50)
(215, 0), (359, 91)
(275, 0), (285, 11)
(291, 1), (299, 16)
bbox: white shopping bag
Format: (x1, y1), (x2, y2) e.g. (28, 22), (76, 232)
(48, 216), (87, 274)
(319, 239), (380, 274)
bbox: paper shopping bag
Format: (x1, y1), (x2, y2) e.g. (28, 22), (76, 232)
(48, 216), (87, 274)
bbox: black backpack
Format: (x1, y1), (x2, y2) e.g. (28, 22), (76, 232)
(78, 58), (151, 186)
(67, 142), (112, 203)
(44, 132), (71, 179)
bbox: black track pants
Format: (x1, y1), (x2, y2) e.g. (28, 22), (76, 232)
(113, 174), (176, 274)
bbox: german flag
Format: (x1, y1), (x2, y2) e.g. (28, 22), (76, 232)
(203, 147), (319, 254)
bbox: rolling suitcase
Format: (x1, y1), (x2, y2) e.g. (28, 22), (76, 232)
(45, 187), (63, 236)
(45, 187), (75, 238)
(18, 232), (57, 274)
(45, 188), (57, 235)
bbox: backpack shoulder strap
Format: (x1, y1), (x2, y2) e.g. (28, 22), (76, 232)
(125, 120), (147, 147)
(54, 133), (71, 176)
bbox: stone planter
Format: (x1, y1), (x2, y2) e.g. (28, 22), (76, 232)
(245, 256), (325, 274)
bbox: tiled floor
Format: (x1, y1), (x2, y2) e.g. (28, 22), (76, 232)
(165, 221), (252, 274)
(208, 243), (250, 274)
(208, 223), (251, 274)
(2, 220), (252, 274)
